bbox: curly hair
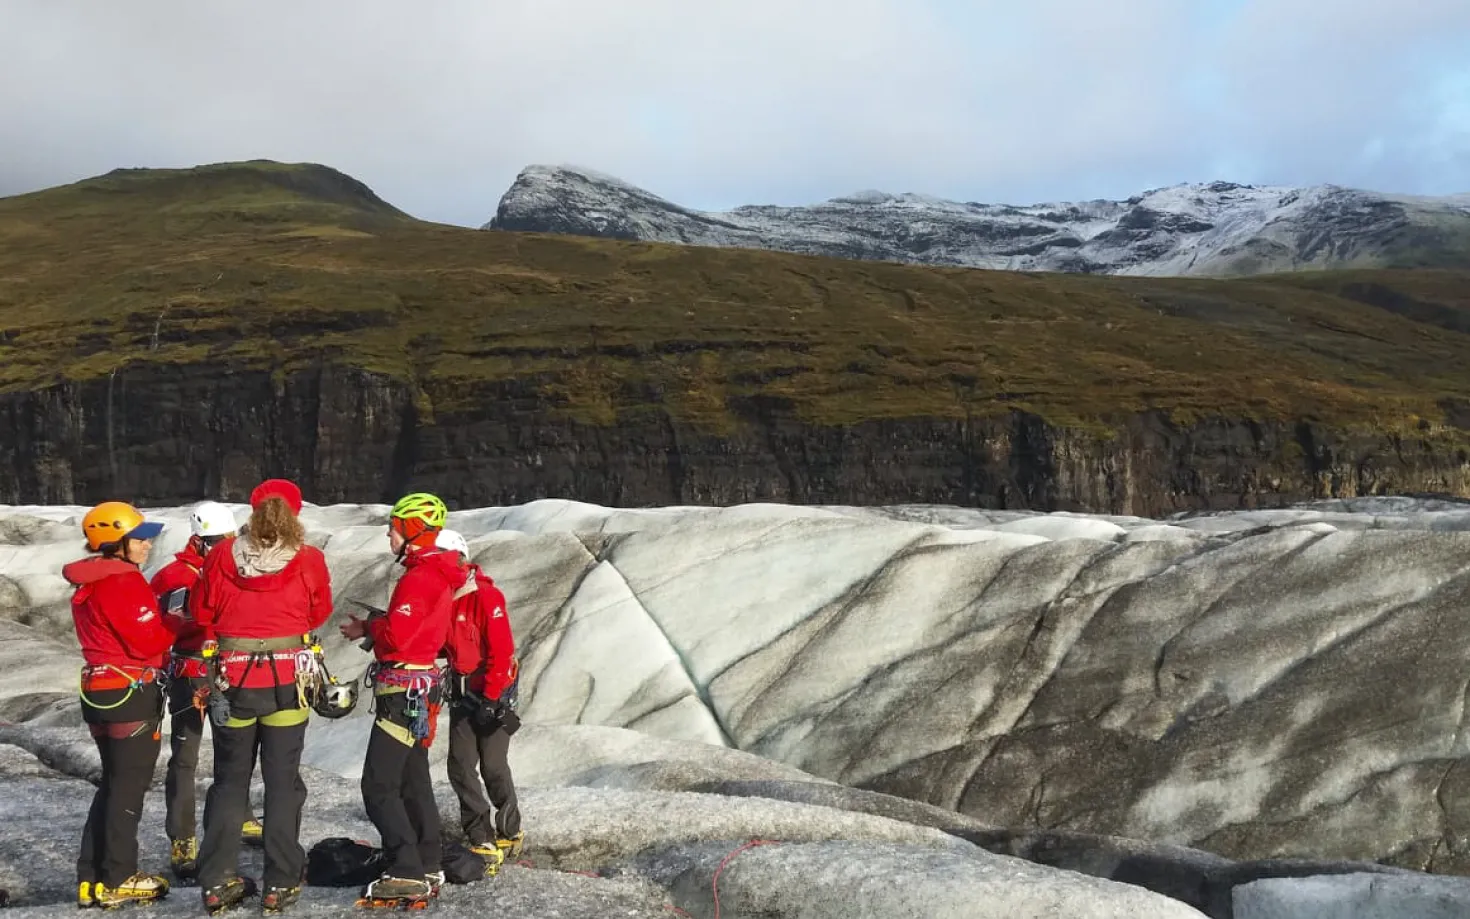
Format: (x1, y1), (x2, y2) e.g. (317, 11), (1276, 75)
(247, 496), (305, 548)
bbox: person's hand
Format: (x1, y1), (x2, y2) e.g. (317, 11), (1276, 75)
(339, 614), (366, 640)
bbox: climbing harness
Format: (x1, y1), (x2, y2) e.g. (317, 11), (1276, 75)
(168, 651), (210, 680)
(367, 664), (444, 745)
(364, 662), (444, 693)
(202, 634), (313, 726)
(167, 649), (211, 718)
(78, 664), (162, 711)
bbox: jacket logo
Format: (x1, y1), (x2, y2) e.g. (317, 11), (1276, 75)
(138, 608), (156, 622)
(492, 606), (505, 619)
(394, 603), (413, 616)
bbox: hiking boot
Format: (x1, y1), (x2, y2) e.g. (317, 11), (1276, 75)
(77, 881), (95, 909)
(261, 885), (300, 913)
(170, 837), (200, 880)
(495, 832), (524, 859)
(94, 875), (168, 908)
(202, 877), (257, 915)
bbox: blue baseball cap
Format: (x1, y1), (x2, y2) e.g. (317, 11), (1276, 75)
(126, 521), (165, 541)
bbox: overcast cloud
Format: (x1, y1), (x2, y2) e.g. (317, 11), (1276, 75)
(2, 0), (1467, 226)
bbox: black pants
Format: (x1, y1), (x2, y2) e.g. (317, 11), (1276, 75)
(165, 677), (262, 843)
(361, 692), (440, 880)
(164, 676), (207, 842)
(77, 685), (164, 887)
(197, 708), (308, 890)
(445, 708), (520, 844)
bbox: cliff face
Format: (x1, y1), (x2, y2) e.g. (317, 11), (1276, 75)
(3, 362), (1466, 515)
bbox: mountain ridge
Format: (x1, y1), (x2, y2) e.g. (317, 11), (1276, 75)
(1, 160), (413, 237)
(4, 159), (1470, 511)
(485, 164), (1470, 277)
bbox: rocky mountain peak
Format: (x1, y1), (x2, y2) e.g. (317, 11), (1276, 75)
(484, 166), (1470, 277)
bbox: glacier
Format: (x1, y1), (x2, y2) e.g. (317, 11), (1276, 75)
(4, 496), (1470, 917)
(485, 164), (1470, 276)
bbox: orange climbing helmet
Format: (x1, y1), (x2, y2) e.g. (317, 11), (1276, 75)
(81, 501), (164, 551)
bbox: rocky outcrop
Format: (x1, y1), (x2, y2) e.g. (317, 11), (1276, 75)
(12, 498), (1470, 912)
(1, 362), (1467, 512)
(486, 166), (1470, 276)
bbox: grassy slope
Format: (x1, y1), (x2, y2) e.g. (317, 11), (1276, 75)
(1, 161), (1468, 439)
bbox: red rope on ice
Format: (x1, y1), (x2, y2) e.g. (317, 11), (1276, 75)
(712, 839), (778, 919)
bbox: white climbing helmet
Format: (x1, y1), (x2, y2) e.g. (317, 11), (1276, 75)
(190, 501), (239, 539)
(435, 528), (469, 557)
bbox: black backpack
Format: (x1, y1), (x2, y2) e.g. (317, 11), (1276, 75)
(441, 843), (491, 884)
(305, 837), (491, 888)
(305, 838), (385, 887)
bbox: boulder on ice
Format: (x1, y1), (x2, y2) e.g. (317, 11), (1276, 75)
(1233, 871), (1470, 919)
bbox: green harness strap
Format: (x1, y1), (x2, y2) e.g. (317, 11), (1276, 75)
(224, 706), (310, 729)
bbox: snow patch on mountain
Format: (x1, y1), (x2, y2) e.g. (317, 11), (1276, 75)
(486, 165), (1470, 276)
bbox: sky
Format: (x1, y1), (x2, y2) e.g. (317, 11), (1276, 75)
(1, 0), (1468, 227)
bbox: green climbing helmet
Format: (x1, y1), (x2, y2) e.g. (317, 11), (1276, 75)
(390, 492), (448, 529)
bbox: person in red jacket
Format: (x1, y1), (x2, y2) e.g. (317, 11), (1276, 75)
(340, 492), (465, 905)
(64, 501), (174, 909)
(149, 500), (262, 880)
(435, 528), (524, 871)
(192, 479), (333, 915)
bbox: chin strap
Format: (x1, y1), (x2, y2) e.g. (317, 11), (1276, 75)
(393, 529), (435, 565)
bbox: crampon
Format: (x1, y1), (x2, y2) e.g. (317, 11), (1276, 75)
(468, 844), (504, 878)
(356, 876), (433, 910)
(354, 894), (432, 910)
(202, 876), (257, 915)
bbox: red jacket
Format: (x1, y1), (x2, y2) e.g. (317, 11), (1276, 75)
(192, 536), (333, 689)
(63, 557), (177, 670)
(149, 543), (208, 654)
(442, 564), (517, 698)
(370, 547), (465, 667)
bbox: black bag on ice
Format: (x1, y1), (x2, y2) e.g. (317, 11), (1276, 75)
(305, 837), (385, 887)
(441, 843), (491, 884)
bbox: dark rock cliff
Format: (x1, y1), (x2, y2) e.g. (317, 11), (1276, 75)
(2, 363), (1466, 513)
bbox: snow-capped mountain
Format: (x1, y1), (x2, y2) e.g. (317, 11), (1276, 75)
(484, 165), (1470, 276)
